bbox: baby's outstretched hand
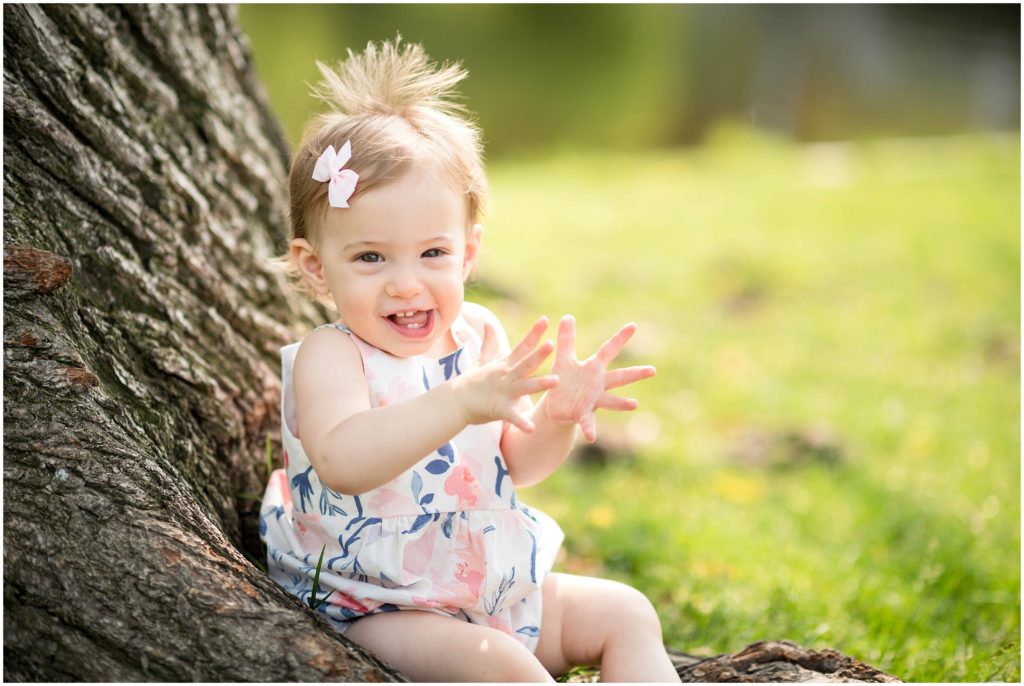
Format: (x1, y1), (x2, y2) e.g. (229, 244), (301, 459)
(451, 317), (558, 433)
(545, 315), (656, 443)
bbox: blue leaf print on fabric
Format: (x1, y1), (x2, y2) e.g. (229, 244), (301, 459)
(339, 607), (364, 620)
(437, 442), (455, 463)
(442, 512), (456, 538)
(519, 503), (538, 523)
(291, 466), (315, 513)
(345, 495), (367, 531)
(411, 471), (423, 503)
(352, 556), (369, 583)
(482, 525), (496, 535)
(527, 529), (538, 583)
(425, 459), (450, 475)
(439, 348), (463, 380)
(402, 512), (433, 535)
(319, 486), (348, 517)
(494, 456), (510, 497)
(484, 567), (517, 616)
(420, 493), (435, 506)
(258, 515), (268, 536)
(332, 517), (382, 567)
(516, 626), (541, 638)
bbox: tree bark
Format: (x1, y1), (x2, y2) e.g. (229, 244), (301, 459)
(669, 641), (901, 683)
(3, 4), (400, 680)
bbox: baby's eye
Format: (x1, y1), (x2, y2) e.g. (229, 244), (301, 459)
(422, 248), (448, 258)
(357, 252), (383, 263)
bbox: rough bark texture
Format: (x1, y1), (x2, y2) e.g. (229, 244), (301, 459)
(669, 642), (901, 683)
(3, 4), (400, 681)
(3, 5), (900, 683)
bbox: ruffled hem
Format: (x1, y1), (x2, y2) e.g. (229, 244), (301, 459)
(260, 469), (563, 622)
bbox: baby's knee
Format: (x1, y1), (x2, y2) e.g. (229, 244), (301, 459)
(479, 631), (553, 682)
(609, 582), (664, 636)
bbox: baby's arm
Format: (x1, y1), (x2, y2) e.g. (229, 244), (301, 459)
(294, 322), (557, 495)
(293, 329), (468, 494)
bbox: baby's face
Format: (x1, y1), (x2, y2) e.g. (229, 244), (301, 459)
(316, 167), (479, 358)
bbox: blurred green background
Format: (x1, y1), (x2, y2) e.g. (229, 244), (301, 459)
(240, 4), (1020, 682)
(241, 4), (1019, 155)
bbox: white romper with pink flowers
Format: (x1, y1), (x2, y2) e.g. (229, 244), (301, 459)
(259, 309), (564, 651)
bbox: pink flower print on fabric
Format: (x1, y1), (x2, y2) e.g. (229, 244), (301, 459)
(271, 469), (292, 506)
(403, 527), (439, 579)
(351, 335), (380, 360)
(375, 374), (419, 407)
(293, 512), (335, 553)
(312, 141), (359, 209)
(329, 591), (372, 614)
(454, 558), (485, 600)
(367, 487), (405, 513)
(444, 465), (480, 508)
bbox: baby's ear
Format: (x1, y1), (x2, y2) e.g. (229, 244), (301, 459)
(463, 223), (484, 280)
(291, 238), (330, 296)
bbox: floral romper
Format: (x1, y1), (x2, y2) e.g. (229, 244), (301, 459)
(259, 310), (564, 650)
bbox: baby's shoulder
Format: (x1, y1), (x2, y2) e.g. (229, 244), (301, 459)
(293, 323), (362, 377)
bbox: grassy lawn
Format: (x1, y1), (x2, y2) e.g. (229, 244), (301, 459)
(468, 128), (1020, 682)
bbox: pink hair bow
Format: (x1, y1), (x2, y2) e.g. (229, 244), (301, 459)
(312, 141), (359, 208)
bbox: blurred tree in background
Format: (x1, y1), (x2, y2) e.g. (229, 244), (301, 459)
(239, 3), (1019, 156)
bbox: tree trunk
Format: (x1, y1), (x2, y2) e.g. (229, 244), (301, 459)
(3, 5), (900, 683)
(3, 4), (400, 680)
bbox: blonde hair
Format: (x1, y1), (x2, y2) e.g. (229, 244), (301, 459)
(275, 37), (489, 301)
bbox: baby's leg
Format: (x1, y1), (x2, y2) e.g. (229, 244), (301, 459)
(534, 572), (681, 682)
(344, 609), (555, 682)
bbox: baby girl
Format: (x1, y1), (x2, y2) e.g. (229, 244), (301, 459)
(260, 38), (680, 682)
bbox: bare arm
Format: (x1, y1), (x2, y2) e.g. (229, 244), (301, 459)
(294, 318), (557, 495)
(293, 328), (468, 495)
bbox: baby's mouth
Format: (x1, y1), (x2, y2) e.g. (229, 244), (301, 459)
(387, 309), (431, 330)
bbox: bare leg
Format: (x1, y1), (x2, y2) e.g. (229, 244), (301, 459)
(534, 572), (681, 682)
(344, 609), (555, 683)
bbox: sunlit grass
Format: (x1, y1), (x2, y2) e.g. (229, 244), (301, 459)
(470, 128), (1020, 682)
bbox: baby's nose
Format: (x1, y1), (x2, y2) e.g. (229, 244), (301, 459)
(385, 268), (423, 298)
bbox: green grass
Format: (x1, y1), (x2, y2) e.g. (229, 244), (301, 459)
(468, 128), (1020, 682)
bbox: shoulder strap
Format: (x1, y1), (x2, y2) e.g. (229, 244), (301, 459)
(280, 342), (301, 438)
(450, 311), (483, 363)
(280, 323), (353, 438)
(313, 322), (352, 334)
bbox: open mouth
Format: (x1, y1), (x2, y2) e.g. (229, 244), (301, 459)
(385, 309), (434, 338)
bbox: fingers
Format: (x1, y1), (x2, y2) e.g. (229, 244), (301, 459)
(514, 374), (559, 396)
(555, 314), (576, 362)
(596, 392), (639, 412)
(508, 316), (549, 365)
(579, 413), (597, 443)
(507, 408), (536, 434)
(595, 322), (638, 366)
(604, 365), (656, 390)
(511, 339), (554, 376)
